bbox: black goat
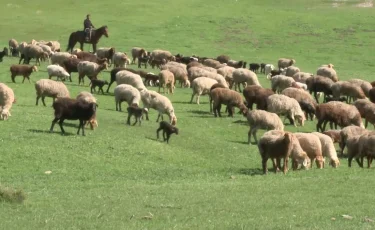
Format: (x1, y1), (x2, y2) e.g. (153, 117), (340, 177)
(126, 106), (148, 126)
(50, 98), (98, 136)
(0, 48), (6, 62)
(249, 63), (260, 73)
(138, 56), (150, 68)
(90, 79), (108, 94)
(299, 101), (316, 121)
(156, 121), (179, 143)
(260, 63), (266, 74)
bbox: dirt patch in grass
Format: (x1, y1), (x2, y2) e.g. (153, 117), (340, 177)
(0, 185), (26, 204)
(331, 0), (373, 8)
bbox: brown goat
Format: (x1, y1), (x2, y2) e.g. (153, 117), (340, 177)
(10, 64), (38, 83)
(243, 85), (274, 110)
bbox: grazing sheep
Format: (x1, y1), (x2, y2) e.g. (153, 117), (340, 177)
(8, 39), (19, 57)
(285, 66), (300, 77)
(232, 68), (261, 92)
(331, 81), (366, 103)
(35, 79), (70, 106)
(312, 132), (340, 168)
(47, 64), (70, 81)
(258, 130), (310, 174)
(51, 52), (77, 66)
(277, 58), (295, 70)
(188, 67), (228, 88)
(156, 121), (179, 144)
(140, 90), (177, 125)
(292, 72), (313, 83)
(294, 133), (324, 169)
(270, 75), (296, 93)
(10, 64), (38, 83)
(96, 47), (115, 66)
(90, 79), (108, 94)
(227, 60), (246, 69)
(353, 99), (375, 128)
(316, 66), (338, 82)
(264, 64), (275, 77)
(162, 62), (190, 88)
(131, 47), (147, 64)
(243, 85), (274, 110)
(114, 84), (141, 111)
(306, 75), (334, 103)
(116, 70), (147, 91)
(113, 52), (129, 68)
(247, 109), (284, 144)
(158, 70), (175, 94)
(138, 55), (150, 68)
(339, 125), (368, 156)
(210, 88), (248, 117)
(266, 94), (306, 127)
(216, 55), (230, 64)
(76, 91), (98, 130)
(315, 102), (364, 132)
(36, 44), (53, 61)
(76, 51), (108, 64)
(190, 77), (218, 104)
(126, 105), (148, 126)
(150, 49), (175, 62)
(281, 87), (317, 120)
(347, 78), (372, 97)
(187, 61), (204, 70)
(0, 83), (15, 120)
(217, 66), (236, 88)
(19, 44), (48, 65)
(249, 63), (261, 73)
(353, 133), (375, 168)
(203, 59), (227, 69)
(347, 135), (363, 167)
(49, 97), (97, 136)
(150, 58), (167, 69)
(77, 61), (108, 85)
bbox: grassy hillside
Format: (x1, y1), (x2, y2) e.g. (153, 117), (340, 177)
(1, 0), (375, 229)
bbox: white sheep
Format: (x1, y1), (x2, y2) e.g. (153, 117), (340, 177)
(292, 72), (313, 83)
(264, 64), (275, 77)
(277, 58), (295, 70)
(116, 70), (147, 91)
(47, 64), (70, 81)
(112, 52), (129, 68)
(35, 79), (70, 106)
(188, 67), (228, 87)
(285, 66), (300, 77)
(0, 83), (15, 120)
(232, 68), (260, 92)
(114, 84), (141, 111)
(140, 90), (177, 125)
(51, 52), (77, 65)
(247, 109), (284, 144)
(190, 77), (218, 104)
(270, 75), (296, 93)
(217, 66), (236, 88)
(312, 132), (340, 168)
(317, 66), (338, 82)
(294, 133), (324, 169)
(77, 61), (108, 85)
(150, 49), (174, 62)
(266, 94), (306, 127)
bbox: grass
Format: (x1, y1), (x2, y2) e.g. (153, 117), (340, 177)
(1, 0), (375, 229)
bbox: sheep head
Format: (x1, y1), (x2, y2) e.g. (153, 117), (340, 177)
(32, 65), (38, 72)
(329, 159), (340, 168)
(290, 59), (296, 65)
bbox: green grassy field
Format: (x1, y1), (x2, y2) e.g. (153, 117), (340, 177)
(1, 0), (375, 229)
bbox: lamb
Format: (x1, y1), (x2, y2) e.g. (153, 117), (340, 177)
(76, 51), (108, 64)
(19, 44), (48, 65)
(116, 70), (147, 91)
(90, 79), (108, 94)
(144, 72), (159, 86)
(188, 67), (228, 88)
(315, 102), (364, 132)
(277, 58), (295, 70)
(331, 81), (366, 103)
(305, 75), (334, 103)
(270, 75), (296, 93)
(112, 52), (129, 68)
(8, 39), (19, 57)
(210, 88), (248, 117)
(0, 83), (15, 120)
(131, 47), (147, 64)
(217, 66), (236, 88)
(161, 62), (190, 88)
(243, 85), (274, 110)
(35, 79), (70, 106)
(190, 77), (218, 104)
(281, 87), (317, 120)
(216, 55), (230, 64)
(156, 121), (179, 144)
(347, 78), (372, 97)
(76, 91), (98, 130)
(292, 72), (313, 83)
(249, 63), (261, 73)
(61, 58), (82, 82)
(10, 64), (38, 83)
(258, 130), (310, 174)
(49, 97), (97, 136)
(264, 64), (275, 77)
(266, 94), (306, 126)
(227, 60), (247, 69)
(114, 84), (141, 111)
(140, 90), (177, 125)
(47, 64), (70, 81)
(294, 133), (324, 169)
(339, 125), (368, 156)
(311, 132), (340, 168)
(150, 49), (175, 62)
(126, 105), (148, 126)
(285, 66), (300, 77)
(158, 70), (175, 94)
(247, 109), (284, 144)
(51, 52), (77, 66)
(316, 66), (338, 82)
(232, 68), (261, 92)
(77, 61), (108, 85)
(95, 47), (115, 66)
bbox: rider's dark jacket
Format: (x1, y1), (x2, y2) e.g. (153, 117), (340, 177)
(84, 19), (94, 30)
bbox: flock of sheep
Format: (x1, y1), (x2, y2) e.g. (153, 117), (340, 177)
(1, 38), (375, 174)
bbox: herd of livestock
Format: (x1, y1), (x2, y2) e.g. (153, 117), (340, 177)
(1, 38), (375, 174)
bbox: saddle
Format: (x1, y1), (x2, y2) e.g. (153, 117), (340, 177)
(84, 28), (95, 41)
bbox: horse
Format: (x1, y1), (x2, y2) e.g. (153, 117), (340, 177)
(66, 25), (109, 53)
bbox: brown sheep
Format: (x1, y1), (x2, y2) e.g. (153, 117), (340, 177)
(243, 85), (274, 110)
(331, 81), (366, 103)
(158, 70), (175, 94)
(131, 47), (147, 64)
(306, 75), (334, 103)
(339, 125), (369, 156)
(322, 130), (341, 144)
(277, 58), (295, 70)
(369, 88), (375, 103)
(210, 88), (248, 117)
(10, 65), (38, 83)
(216, 55), (230, 64)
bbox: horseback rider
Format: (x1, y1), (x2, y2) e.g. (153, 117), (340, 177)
(83, 14), (95, 41)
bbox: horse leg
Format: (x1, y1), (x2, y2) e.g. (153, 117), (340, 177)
(80, 42), (84, 51)
(93, 43), (97, 53)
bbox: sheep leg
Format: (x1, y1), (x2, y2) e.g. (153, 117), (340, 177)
(11, 74), (16, 83)
(365, 119), (369, 129)
(132, 116), (139, 126)
(126, 113), (131, 125)
(316, 119), (324, 132)
(77, 119), (86, 136)
(313, 92), (319, 103)
(99, 87), (105, 95)
(49, 118), (59, 133)
(58, 119), (66, 135)
(283, 158), (289, 175)
(368, 156), (373, 168)
(252, 126), (259, 144)
(166, 133), (171, 144)
(162, 130), (167, 141)
(36, 96), (41, 106)
(248, 127), (253, 144)
(217, 104), (222, 117)
(41, 97), (47, 107)
(262, 157), (268, 174)
(106, 80), (115, 93)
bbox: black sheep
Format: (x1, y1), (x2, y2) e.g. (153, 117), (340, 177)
(138, 56), (150, 68)
(260, 63), (266, 74)
(299, 101), (316, 121)
(90, 79), (108, 94)
(156, 121), (179, 143)
(50, 98), (98, 136)
(249, 63), (261, 73)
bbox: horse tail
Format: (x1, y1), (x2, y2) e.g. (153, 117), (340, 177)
(66, 32), (75, 52)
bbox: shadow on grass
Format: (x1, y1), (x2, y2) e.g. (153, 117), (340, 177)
(27, 129), (76, 136)
(232, 120), (248, 125)
(189, 110), (212, 115)
(238, 168), (264, 176)
(229, 140), (249, 145)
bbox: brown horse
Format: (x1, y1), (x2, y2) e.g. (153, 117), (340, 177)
(66, 25), (109, 53)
